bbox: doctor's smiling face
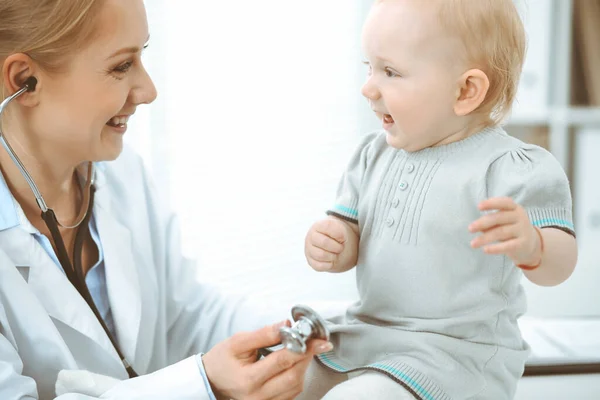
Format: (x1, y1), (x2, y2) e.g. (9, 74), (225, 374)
(1, 0), (157, 166)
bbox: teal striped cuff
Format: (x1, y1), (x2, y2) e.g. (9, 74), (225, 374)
(316, 352), (451, 400)
(328, 201), (359, 222)
(528, 208), (574, 232)
(532, 218), (574, 230)
(334, 204), (358, 217)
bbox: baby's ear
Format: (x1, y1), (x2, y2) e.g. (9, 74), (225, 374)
(453, 69), (489, 117)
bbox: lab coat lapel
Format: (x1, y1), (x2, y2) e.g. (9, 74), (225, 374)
(16, 227), (122, 365)
(94, 183), (142, 366)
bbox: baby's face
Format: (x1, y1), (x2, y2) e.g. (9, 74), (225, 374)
(361, 0), (465, 151)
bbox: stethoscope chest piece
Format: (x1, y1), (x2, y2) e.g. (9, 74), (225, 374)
(279, 305), (330, 354)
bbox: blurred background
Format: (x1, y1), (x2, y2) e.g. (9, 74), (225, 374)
(130, 0), (366, 306)
(127, 0), (600, 396)
(129, 0), (599, 315)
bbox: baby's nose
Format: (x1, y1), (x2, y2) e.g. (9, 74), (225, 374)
(361, 78), (380, 101)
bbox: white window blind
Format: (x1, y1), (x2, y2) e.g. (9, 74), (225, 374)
(126, 1), (370, 305)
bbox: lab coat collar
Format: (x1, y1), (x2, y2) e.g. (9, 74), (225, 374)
(0, 161), (106, 234)
(0, 167), (21, 231)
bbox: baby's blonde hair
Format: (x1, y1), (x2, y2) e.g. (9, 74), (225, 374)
(436, 0), (526, 125)
(0, 0), (104, 99)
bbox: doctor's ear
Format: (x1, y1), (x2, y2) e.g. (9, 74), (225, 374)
(2, 53), (41, 106)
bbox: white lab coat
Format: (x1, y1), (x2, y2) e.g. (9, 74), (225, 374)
(0, 146), (276, 399)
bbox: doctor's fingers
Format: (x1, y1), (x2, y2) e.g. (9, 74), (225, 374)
(262, 337), (332, 400)
(230, 321), (292, 356)
(252, 338), (331, 385)
(252, 354), (312, 400)
(309, 231), (345, 254)
(252, 348), (307, 383)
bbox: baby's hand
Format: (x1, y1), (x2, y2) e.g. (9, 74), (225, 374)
(469, 197), (542, 267)
(305, 218), (347, 272)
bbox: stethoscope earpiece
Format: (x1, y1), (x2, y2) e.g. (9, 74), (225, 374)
(23, 76), (38, 92)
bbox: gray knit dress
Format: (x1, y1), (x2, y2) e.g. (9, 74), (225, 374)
(316, 127), (575, 400)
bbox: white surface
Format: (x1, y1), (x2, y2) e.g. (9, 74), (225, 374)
(519, 317), (600, 364)
(516, 374), (600, 399)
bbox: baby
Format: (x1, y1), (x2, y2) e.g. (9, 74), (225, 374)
(301, 1), (578, 399)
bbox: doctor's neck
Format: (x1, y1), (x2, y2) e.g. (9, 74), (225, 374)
(0, 124), (83, 226)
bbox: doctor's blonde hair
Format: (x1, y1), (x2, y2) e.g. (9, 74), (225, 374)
(0, 0), (103, 99)
(375, 0), (526, 125)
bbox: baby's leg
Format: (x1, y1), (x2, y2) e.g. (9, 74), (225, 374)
(296, 360), (348, 400)
(322, 371), (416, 400)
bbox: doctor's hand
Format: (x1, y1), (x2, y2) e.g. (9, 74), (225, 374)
(305, 217), (357, 273)
(469, 197), (542, 268)
(202, 320), (333, 400)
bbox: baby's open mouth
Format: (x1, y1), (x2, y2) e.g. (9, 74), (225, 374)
(383, 114), (394, 124)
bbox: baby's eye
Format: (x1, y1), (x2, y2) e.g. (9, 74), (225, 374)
(362, 60), (372, 75)
(385, 68), (399, 78)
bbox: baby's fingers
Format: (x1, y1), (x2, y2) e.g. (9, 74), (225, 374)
(314, 219), (347, 244)
(482, 238), (522, 255)
(478, 197), (517, 212)
(309, 231), (344, 254)
(308, 258), (334, 272)
(308, 246), (338, 263)
(471, 224), (517, 248)
(469, 211), (517, 233)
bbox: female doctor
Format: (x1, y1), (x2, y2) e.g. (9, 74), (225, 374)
(0, 0), (332, 399)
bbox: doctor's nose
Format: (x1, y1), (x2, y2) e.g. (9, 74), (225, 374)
(361, 77), (381, 102)
(131, 66), (158, 106)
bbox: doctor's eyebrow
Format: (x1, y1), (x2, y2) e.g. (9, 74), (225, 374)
(106, 35), (151, 60)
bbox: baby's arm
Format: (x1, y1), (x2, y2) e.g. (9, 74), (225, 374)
(307, 132), (381, 273)
(472, 144), (578, 287)
(470, 197), (578, 287)
(305, 216), (359, 273)
(521, 227), (577, 286)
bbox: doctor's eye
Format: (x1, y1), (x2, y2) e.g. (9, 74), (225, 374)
(113, 61), (133, 74)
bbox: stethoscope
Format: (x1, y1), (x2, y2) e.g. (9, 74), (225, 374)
(0, 77), (138, 378)
(258, 305), (331, 359)
(1, 77), (330, 377)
